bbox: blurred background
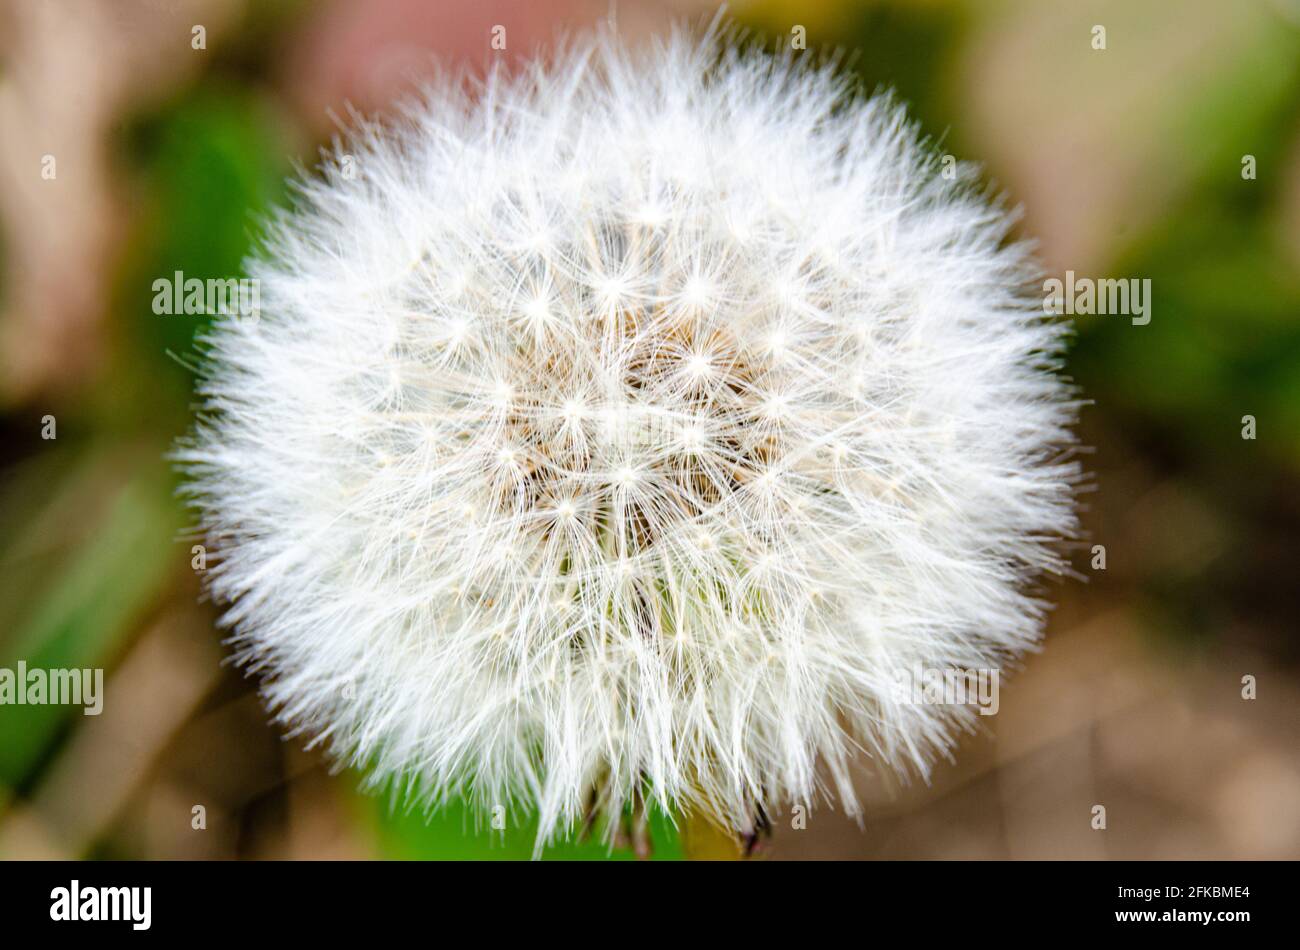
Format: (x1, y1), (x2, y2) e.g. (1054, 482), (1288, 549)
(0, 0), (1297, 860)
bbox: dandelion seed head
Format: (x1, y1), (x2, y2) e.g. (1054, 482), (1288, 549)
(179, 24), (1079, 851)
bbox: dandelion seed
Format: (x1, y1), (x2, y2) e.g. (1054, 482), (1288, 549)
(177, 22), (1080, 855)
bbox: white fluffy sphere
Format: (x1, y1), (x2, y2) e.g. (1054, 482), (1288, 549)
(179, 26), (1079, 851)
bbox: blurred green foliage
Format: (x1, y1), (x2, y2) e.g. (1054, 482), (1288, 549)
(367, 794), (684, 861)
(1068, 32), (1300, 468)
(0, 445), (180, 786)
(115, 85), (290, 431)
